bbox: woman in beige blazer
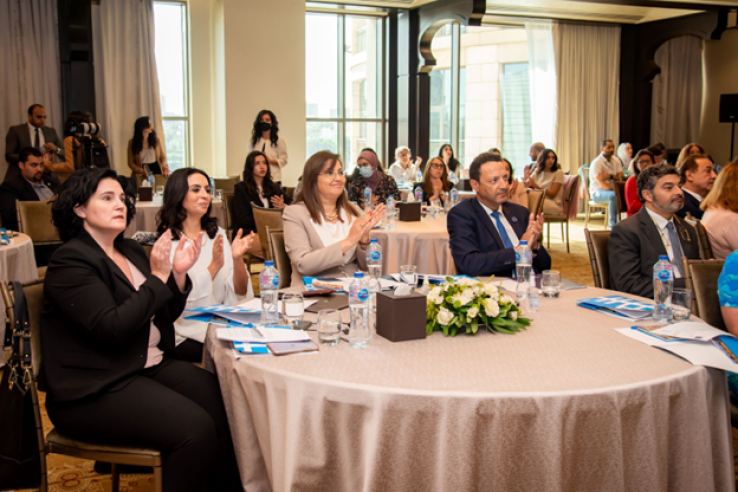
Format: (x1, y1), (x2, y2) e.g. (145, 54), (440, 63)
(283, 151), (385, 288)
(128, 116), (169, 178)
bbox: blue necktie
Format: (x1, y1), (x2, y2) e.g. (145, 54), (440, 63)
(491, 211), (514, 249)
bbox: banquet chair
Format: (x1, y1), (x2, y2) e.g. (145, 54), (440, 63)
(214, 177), (239, 193)
(544, 175), (580, 252)
(0, 280), (163, 492)
(284, 187), (295, 201)
(153, 175), (168, 190)
(223, 191), (258, 273)
(266, 227), (291, 289)
(584, 228), (611, 289)
(681, 258), (726, 331)
(682, 214), (714, 260)
(580, 165), (609, 229)
(613, 180), (627, 222)
(251, 203), (284, 261)
(16, 200), (61, 246)
(527, 190), (545, 217)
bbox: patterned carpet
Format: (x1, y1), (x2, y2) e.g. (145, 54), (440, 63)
(9, 216), (738, 491)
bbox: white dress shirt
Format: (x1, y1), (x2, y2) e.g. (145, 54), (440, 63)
(645, 207), (684, 278)
(248, 136), (289, 182)
(389, 161), (417, 183)
(682, 187), (703, 202)
(27, 122), (45, 149)
(310, 208), (357, 265)
(478, 200), (520, 248)
(589, 154), (623, 196)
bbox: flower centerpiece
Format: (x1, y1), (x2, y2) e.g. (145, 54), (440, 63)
(426, 277), (531, 336)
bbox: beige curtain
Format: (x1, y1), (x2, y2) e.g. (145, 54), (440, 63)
(650, 36), (703, 149)
(92, 0), (164, 175)
(553, 22), (621, 175)
(0, 0), (62, 179)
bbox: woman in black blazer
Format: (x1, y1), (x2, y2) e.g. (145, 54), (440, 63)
(40, 168), (241, 492)
(232, 150), (291, 256)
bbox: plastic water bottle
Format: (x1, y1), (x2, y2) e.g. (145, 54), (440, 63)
(526, 273), (539, 313)
(386, 195), (396, 230)
(364, 186), (373, 210)
(0, 228), (9, 246)
(450, 171), (458, 185)
(366, 239), (382, 280)
(414, 186), (423, 203)
(147, 170), (154, 189)
(515, 240), (532, 299)
(259, 261), (280, 324)
(348, 272), (371, 348)
(451, 186), (459, 207)
(653, 255), (674, 324)
(209, 177), (216, 199)
(415, 169), (423, 182)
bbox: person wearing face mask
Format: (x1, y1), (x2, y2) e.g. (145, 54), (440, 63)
(247, 109), (288, 186)
(609, 164), (700, 298)
(128, 116), (169, 178)
(347, 150), (399, 207)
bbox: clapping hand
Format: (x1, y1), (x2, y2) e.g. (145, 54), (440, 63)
(414, 156), (423, 167)
(173, 231), (203, 276)
(150, 229), (174, 284)
(522, 213), (545, 248)
(231, 229), (255, 258)
(523, 166), (532, 181)
(208, 233), (225, 280)
(270, 195), (285, 208)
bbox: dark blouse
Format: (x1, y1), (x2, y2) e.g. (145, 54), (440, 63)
(232, 181), (292, 239)
(348, 173), (400, 207)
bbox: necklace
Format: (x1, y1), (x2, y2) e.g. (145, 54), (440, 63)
(324, 210), (339, 221)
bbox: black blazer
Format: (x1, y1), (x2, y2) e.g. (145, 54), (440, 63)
(231, 181), (291, 239)
(0, 173), (59, 230)
(675, 189), (704, 220)
(39, 230), (191, 402)
(609, 207), (700, 299)
(447, 198), (552, 277)
(4, 124), (64, 181)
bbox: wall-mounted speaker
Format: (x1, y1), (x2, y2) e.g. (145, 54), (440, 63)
(719, 94), (738, 123)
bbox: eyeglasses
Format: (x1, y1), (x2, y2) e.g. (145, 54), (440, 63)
(319, 169), (346, 178)
(430, 164), (444, 169)
(637, 159), (652, 166)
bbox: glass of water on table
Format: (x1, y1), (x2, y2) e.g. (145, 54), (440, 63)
(400, 265), (418, 287)
(317, 309), (342, 346)
(281, 292), (304, 328)
(672, 288), (692, 321)
(541, 270), (562, 298)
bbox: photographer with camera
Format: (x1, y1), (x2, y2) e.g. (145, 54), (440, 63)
(128, 116), (169, 179)
(46, 111), (108, 180)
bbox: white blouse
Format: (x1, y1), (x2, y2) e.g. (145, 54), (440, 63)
(126, 259), (163, 368)
(170, 227), (253, 344)
(309, 208), (357, 266)
(247, 136), (289, 182)
(140, 148), (156, 164)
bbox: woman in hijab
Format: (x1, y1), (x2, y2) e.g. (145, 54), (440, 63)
(618, 142), (633, 175)
(347, 149), (399, 207)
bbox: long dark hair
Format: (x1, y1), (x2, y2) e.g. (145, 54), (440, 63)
(535, 149), (560, 174)
(503, 158), (515, 184)
(297, 151), (358, 225)
(157, 168), (218, 240)
(438, 144), (459, 173)
(243, 150), (281, 197)
(131, 116), (157, 156)
(250, 110), (279, 149)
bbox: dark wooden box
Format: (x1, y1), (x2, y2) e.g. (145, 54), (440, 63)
(397, 202), (421, 221)
(376, 290), (427, 342)
(138, 187), (153, 202)
(458, 179), (473, 191)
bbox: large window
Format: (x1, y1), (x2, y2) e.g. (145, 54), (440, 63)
(306, 12), (385, 171)
(153, 1), (190, 170)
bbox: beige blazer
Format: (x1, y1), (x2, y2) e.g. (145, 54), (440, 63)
(283, 202), (368, 288)
(127, 137), (168, 177)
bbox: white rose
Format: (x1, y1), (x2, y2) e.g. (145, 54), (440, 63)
(467, 306), (479, 318)
(452, 288), (475, 306)
(429, 286), (442, 298)
(455, 277), (478, 287)
(430, 293), (444, 305)
(510, 311), (518, 321)
(484, 298), (500, 318)
(437, 307), (454, 326)
(499, 294), (513, 305)
(483, 283), (500, 298)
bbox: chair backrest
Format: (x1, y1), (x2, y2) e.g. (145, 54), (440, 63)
(1, 278), (45, 378)
(561, 174), (581, 217)
(579, 165), (591, 200)
(16, 200), (61, 244)
(527, 189), (545, 216)
(683, 214), (713, 260)
(223, 192), (235, 234)
(267, 227), (291, 289)
(584, 228), (610, 289)
(153, 175), (168, 190)
(284, 187), (295, 201)
(251, 203), (284, 261)
(682, 258), (726, 330)
(214, 177), (239, 193)
(613, 180), (627, 216)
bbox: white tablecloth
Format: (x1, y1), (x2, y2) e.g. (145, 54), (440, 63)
(398, 190), (476, 201)
(205, 286), (733, 492)
(125, 200), (226, 237)
(0, 233), (39, 360)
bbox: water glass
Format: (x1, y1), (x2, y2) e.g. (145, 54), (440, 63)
(672, 288), (692, 321)
(317, 309), (342, 346)
(400, 265), (418, 287)
(156, 185), (164, 196)
(282, 293), (304, 328)
(541, 270), (562, 298)
(215, 189), (223, 202)
(430, 199), (442, 215)
(349, 304), (371, 349)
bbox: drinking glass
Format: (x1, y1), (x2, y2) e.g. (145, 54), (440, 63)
(155, 185), (164, 196)
(400, 265), (418, 287)
(672, 288), (692, 321)
(430, 199), (442, 214)
(317, 309), (342, 345)
(215, 189), (223, 202)
(282, 292), (304, 328)
(541, 270), (562, 298)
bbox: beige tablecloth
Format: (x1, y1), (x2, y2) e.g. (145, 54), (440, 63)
(204, 286), (733, 492)
(1, 233), (39, 361)
(369, 215), (454, 276)
(398, 190), (476, 201)
(125, 200), (226, 237)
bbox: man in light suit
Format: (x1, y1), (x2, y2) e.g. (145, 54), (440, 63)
(675, 154), (716, 221)
(4, 103), (64, 182)
(609, 164), (700, 298)
(447, 152), (550, 277)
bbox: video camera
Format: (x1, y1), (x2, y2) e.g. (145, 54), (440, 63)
(69, 120), (110, 170)
(70, 122), (102, 137)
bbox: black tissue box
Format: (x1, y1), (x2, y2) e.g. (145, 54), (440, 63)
(397, 202), (421, 221)
(138, 187), (153, 202)
(376, 290), (427, 342)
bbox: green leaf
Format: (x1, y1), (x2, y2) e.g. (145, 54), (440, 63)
(453, 300), (461, 309)
(451, 327), (457, 337)
(471, 319), (479, 333)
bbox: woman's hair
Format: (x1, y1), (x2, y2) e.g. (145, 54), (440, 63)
(503, 158), (515, 184)
(421, 157), (451, 197)
(131, 116), (157, 156)
(676, 143), (706, 168)
(394, 146), (410, 159)
(296, 151), (359, 225)
(242, 150), (281, 198)
(630, 149), (655, 177)
(701, 160), (738, 213)
(437, 143), (460, 172)
(250, 109), (279, 149)
(535, 149), (560, 174)
(52, 168), (135, 242)
(157, 168), (218, 240)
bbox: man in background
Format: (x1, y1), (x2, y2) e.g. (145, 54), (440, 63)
(4, 103), (64, 182)
(0, 147), (59, 230)
(589, 139), (623, 229)
(675, 154), (716, 220)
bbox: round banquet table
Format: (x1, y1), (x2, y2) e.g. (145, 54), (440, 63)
(204, 286), (733, 492)
(398, 189), (476, 201)
(0, 233), (39, 362)
(124, 200), (226, 237)
(369, 214), (454, 276)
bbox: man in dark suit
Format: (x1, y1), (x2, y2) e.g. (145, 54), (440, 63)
(448, 152), (550, 277)
(0, 147), (59, 230)
(4, 103), (64, 182)
(675, 154), (716, 220)
(609, 164), (700, 298)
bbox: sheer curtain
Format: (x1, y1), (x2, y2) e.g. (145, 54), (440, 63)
(650, 36), (703, 149)
(0, 0), (62, 179)
(92, 0), (164, 175)
(526, 20), (557, 152)
(553, 23), (620, 175)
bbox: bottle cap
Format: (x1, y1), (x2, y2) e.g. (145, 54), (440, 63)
(389, 195), (394, 199)
(520, 240), (528, 245)
(354, 272), (364, 278)
(264, 261), (274, 266)
(370, 238), (377, 243)
(658, 255), (668, 260)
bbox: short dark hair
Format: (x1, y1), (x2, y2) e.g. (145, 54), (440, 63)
(27, 104), (43, 115)
(157, 168), (218, 240)
(469, 152), (503, 182)
(636, 163), (679, 202)
(601, 139), (613, 148)
(678, 154), (709, 186)
(19, 147), (43, 164)
(646, 145), (663, 157)
(52, 169), (135, 242)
